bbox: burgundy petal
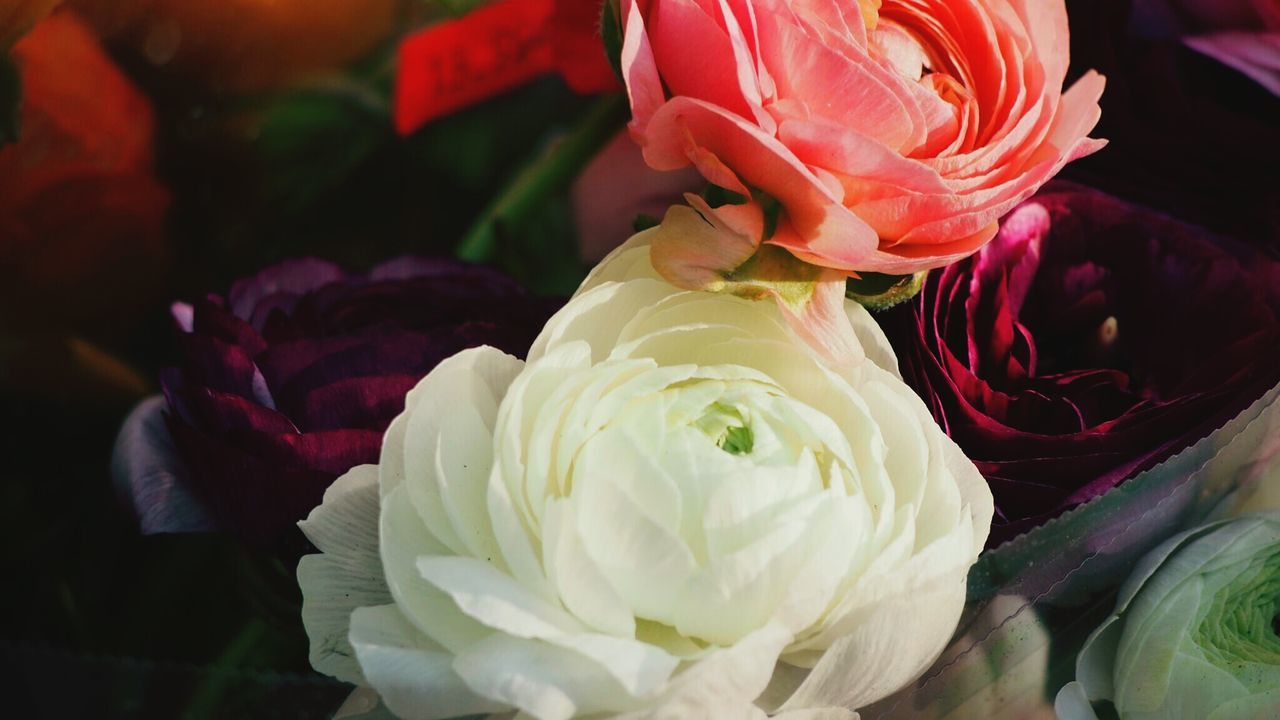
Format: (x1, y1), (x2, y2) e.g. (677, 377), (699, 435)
(115, 255), (558, 551)
(884, 183), (1280, 547)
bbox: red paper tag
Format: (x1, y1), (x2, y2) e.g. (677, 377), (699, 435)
(394, 0), (557, 135)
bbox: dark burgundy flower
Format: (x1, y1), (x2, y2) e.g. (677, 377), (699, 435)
(880, 184), (1280, 546)
(114, 257), (559, 548)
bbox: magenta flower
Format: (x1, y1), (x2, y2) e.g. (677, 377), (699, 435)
(113, 257), (558, 548)
(881, 184), (1280, 545)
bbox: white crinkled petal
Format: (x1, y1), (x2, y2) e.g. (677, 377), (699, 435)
(454, 634), (646, 720)
(575, 229), (664, 294)
(433, 413), (501, 562)
(528, 279), (677, 363)
(843, 301), (899, 379)
(620, 621), (794, 720)
(381, 485), (487, 654)
(493, 341), (592, 534)
(573, 430), (699, 623)
(350, 604), (507, 720)
(416, 555), (583, 638)
(542, 498), (636, 637)
(403, 357), (502, 555)
(541, 633), (681, 699)
(775, 572), (968, 712)
(297, 465), (388, 685)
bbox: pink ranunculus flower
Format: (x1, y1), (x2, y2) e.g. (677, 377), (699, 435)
(621, 0), (1107, 282)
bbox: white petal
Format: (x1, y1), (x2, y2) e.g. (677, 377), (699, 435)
(528, 279), (677, 363)
(416, 555), (583, 638)
(679, 490), (848, 643)
(492, 340), (592, 553)
(403, 352), (509, 555)
(574, 231), (663, 295)
(380, 486), (487, 653)
(776, 574), (968, 712)
(350, 605), (507, 720)
(488, 463), (559, 602)
(774, 709), (859, 720)
(111, 396), (216, 534)
(1053, 682), (1102, 720)
(297, 465), (387, 684)
(543, 498), (636, 637)
(842, 300), (899, 379)
(543, 633), (680, 698)
(454, 634), (644, 720)
(631, 622), (793, 719)
(574, 433), (699, 623)
(433, 414), (501, 562)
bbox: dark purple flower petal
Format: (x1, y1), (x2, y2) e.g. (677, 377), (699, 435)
(116, 256), (558, 550)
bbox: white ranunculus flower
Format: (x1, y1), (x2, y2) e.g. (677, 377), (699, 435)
(298, 233), (994, 720)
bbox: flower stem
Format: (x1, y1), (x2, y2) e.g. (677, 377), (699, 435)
(456, 93), (628, 262)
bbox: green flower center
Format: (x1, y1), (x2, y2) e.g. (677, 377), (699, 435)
(694, 403), (754, 456)
(1194, 552), (1280, 673)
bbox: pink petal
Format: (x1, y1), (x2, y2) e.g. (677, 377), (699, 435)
(1184, 32), (1280, 96)
(640, 96), (879, 269)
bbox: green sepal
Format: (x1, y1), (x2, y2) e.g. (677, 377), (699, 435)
(702, 183), (748, 208)
(632, 213), (660, 233)
(846, 271), (927, 311)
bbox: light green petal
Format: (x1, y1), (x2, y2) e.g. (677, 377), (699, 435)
(1054, 681), (1102, 720)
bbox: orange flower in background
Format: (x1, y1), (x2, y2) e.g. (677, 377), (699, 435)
(0, 10), (168, 333)
(67, 0), (400, 92)
(0, 0), (60, 48)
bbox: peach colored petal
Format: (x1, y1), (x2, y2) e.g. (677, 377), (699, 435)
(777, 117), (949, 195)
(641, 96), (880, 269)
(860, 221), (998, 275)
(648, 0), (762, 125)
(754, 3), (923, 150)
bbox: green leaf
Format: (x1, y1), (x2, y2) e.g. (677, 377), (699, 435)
(255, 80), (390, 215)
(1, 52), (21, 146)
(457, 92), (628, 262)
(600, 0), (625, 86)
(967, 377), (1280, 606)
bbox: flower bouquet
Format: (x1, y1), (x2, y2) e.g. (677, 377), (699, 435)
(3, 0), (1278, 718)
